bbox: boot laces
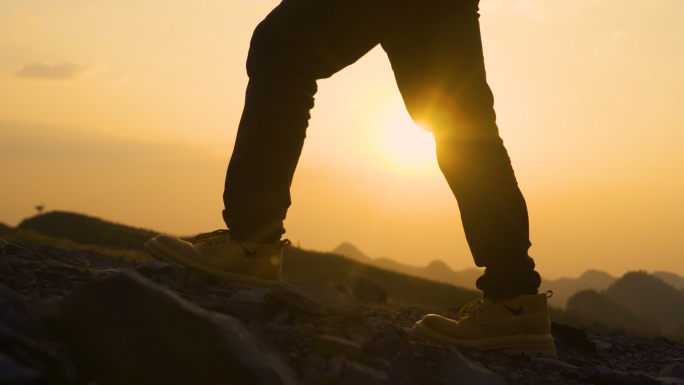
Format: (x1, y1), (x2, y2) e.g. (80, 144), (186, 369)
(192, 229), (231, 246)
(457, 298), (495, 318)
(193, 230), (294, 248)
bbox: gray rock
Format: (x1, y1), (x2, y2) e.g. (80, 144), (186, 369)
(1, 240), (32, 260)
(136, 260), (186, 287)
(436, 346), (505, 385)
(223, 287), (270, 321)
(449, 342), (482, 358)
(658, 377), (684, 385)
(299, 354), (327, 385)
(311, 334), (363, 359)
(0, 283), (49, 339)
(60, 271), (301, 385)
(338, 277), (388, 302)
(0, 351), (41, 384)
(532, 357), (579, 374)
(580, 366), (664, 385)
(662, 363), (684, 379)
(594, 340), (613, 351)
(266, 281), (365, 326)
(328, 356), (388, 384)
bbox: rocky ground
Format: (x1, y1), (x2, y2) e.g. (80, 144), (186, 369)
(1, 239), (684, 385)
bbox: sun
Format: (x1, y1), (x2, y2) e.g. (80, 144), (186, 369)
(374, 108), (437, 170)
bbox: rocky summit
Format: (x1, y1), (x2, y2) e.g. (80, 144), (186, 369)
(2, 239), (684, 385)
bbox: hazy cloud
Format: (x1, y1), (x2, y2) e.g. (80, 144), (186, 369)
(15, 62), (91, 80)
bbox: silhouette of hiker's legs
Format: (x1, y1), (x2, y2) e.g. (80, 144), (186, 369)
(224, 0), (541, 299)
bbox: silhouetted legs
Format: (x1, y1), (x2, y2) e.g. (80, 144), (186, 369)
(223, 0), (541, 299)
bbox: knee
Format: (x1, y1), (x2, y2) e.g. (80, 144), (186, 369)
(246, 20), (280, 73)
(246, 17), (321, 83)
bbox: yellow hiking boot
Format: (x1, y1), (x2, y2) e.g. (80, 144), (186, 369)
(144, 230), (289, 289)
(412, 292), (556, 357)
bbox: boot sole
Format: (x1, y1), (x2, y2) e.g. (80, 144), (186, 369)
(143, 240), (277, 289)
(412, 320), (557, 357)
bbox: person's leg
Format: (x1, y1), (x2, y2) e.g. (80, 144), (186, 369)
(146, 0), (388, 288)
(223, 0), (387, 242)
(381, 0), (541, 299)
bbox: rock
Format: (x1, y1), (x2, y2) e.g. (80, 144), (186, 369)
(266, 281), (365, 326)
(580, 366), (664, 385)
(60, 271), (302, 385)
(662, 363), (684, 379)
(0, 351), (41, 384)
(551, 323), (597, 355)
(436, 346), (505, 385)
(311, 335), (363, 359)
(1, 240), (32, 260)
(0, 318), (77, 384)
(222, 288), (270, 321)
(34, 248), (89, 267)
(364, 329), (406, 360)
(532, 357), (579, 374)
(449, 342), (482, 358)
(299, 354), (328, 385)
(338, 278), (388, 302)
(594, 340), (613, 351)
(136, 260), (186, 287)
(186, 273), (210, 290)
(658, 377), (684, 385)
(0, 283), (49, 339)
(328, 356), (388, 384)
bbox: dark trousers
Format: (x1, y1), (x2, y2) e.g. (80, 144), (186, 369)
(223, 0), (541, 299)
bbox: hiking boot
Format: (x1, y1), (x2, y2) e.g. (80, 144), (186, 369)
(143, 230), (289, 289)
(412, 292), (556, 357)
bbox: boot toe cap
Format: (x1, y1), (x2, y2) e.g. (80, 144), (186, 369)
(420, 314), (458, 335)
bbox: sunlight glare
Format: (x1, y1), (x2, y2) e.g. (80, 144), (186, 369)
(377, 110), (437, 171)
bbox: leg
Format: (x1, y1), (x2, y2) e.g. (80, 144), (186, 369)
(223, 0), (386, 242)
(381, 0), (541, 299)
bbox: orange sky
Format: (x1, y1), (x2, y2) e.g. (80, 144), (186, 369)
(1, 0), (684, 280)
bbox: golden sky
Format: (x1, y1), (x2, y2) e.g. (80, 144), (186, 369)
(1, 0), (684, 280)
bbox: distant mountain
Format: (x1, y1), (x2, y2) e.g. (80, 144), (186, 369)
(566, 289), (661, 334)
(540, 270), (617, 309)
(332, 242), (482, 290)
(19, 211), (159, 251)
(283, 247), (479, 308)
(333, 242), (374, 263)
(652, 271), (684, 291)
(605, 271), (684, 333)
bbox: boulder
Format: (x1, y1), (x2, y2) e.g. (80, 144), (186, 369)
(661, 363), (684, 380)
(266, 281), (365, 326)
(310, 335), (363, 359)
(328, 355), (388, 384)
(435, 346), (505, 385)
(0, 284), (48, 339)
(580, 366), (664, 385)
(0, 351), (41, 384)
(60, 271), (301, 385)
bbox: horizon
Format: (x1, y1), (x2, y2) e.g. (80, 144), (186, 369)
(2, 0), (684, 280)
(5, 208), (684, 283)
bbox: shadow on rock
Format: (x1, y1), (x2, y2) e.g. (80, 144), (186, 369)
(60, 270), (301, 385)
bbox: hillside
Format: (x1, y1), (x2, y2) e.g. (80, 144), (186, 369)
(652, 271), (684, 291)
(566, 289), (661, 335)
(19, 211), (159, 250)
(283, 247), (479, 308)
(605, 271), (684, 333)
(332, 242), (482, 290)
(9, 212), (479, 308)
(4, 238), (684, 385)
(540, 270), (617, 309)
